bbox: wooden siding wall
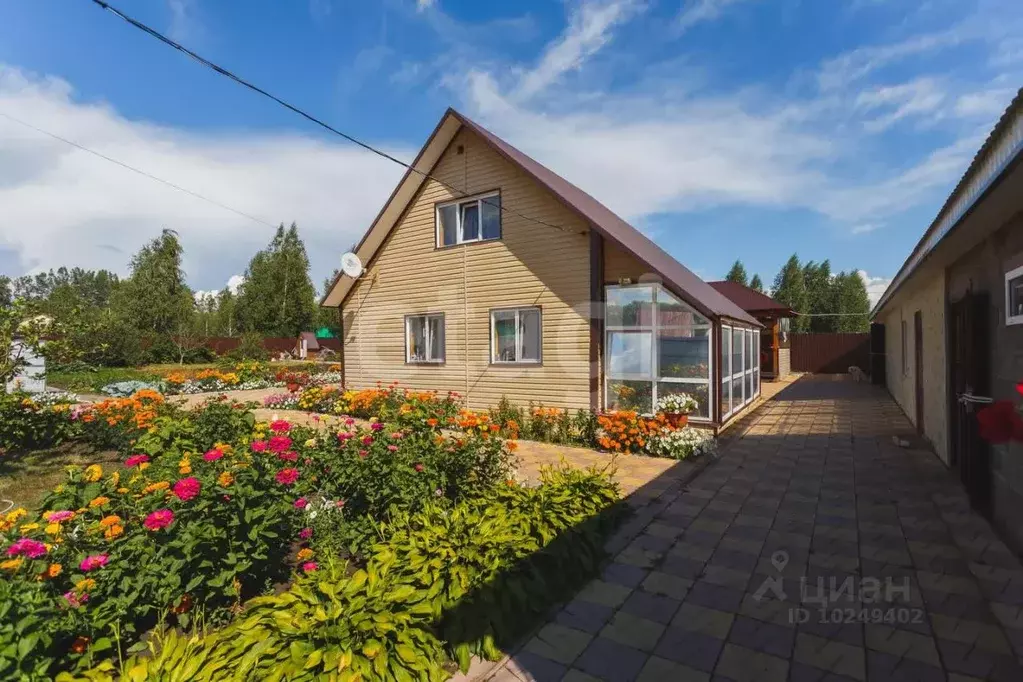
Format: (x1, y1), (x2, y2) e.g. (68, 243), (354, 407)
(604, 243), (653, 283)
(342, 127), (592, 410)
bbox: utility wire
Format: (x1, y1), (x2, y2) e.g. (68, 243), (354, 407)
(88, 0), (584, 237)
(0, 110), (277, 229)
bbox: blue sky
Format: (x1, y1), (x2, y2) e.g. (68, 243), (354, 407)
(0, 0), (1020, 301)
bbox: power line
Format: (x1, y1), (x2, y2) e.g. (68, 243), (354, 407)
(87, 0), (583, 237)
(0, 110), (277, 229)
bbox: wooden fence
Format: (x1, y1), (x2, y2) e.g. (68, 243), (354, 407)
(790, 333), (870, 374)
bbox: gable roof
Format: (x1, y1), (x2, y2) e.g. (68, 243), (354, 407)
(322, 108), (758, 326)
(708, 281), (794, 316)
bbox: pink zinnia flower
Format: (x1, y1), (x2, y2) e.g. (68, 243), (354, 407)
(203, 448), (224, 462)
(293, 498), (308, 509)
(125, 454), (150, 468)
(343, 417), (355, 426)
(250, 440), (268, 452)
(301, 561), (318, 573)
(79, 554), (109, 572)
(361, 436), (374, 446)
(172, 477), (201, 502)
(268, 435), (292, 453)
(337, 431), (353, 442)
(44, 510), (75, 523)
(358, 449), (369, 459)
(390, 432), (403, 440)
(387, 445), (398, 452)
(144, 509), (175, 531)
(270, 420), (292, 433)
(276, 468), (300, 485)
(6, 538), (48, 559)
(414, 463), (424, 472)
(370, 422), (384, 432)
(299, 527), (313, 540)
(277, 451), (299, 462)
(63, 591), (88, 608)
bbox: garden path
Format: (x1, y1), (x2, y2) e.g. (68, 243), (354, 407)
(479, 375), (1023, 682)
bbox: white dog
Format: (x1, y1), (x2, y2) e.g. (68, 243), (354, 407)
(849, 366), (866, 383)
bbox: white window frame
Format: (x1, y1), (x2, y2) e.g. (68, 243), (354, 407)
(436, 191), (501, 247)
(721, 323), (758, 418)
(490, 307), (542, 364)
(604, 283), (713, 421)
(405, 313), (445, 364)
(1006, 264), (1023, 326)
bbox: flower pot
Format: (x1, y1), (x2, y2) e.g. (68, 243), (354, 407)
(665, 413), (689, 428)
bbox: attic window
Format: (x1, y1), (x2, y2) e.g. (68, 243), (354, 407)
(437, 192), (501, 246)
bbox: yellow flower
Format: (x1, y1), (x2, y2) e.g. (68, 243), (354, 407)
(304, 438), (317, 448)
(99, 515), (122, 528)
(89, 496), (110, 508)
(178, 456), (190, 467)
(117, 487), (129, 494)
(42, 563), (62, 579)
(296, 548), (314, 561)
(76, 578), (96, 592)
(110, 471), (120, 486)
(138, 462), (150, 471)
(179, 464), (192, 475)
(143, 481), (170, 494)
(4, 508), (27, 524)
(54, 485), (65, 494)
(83, 464), (103, 482)
(104, 525), (124, 541)
(45, 523), (62, 536)
(1, 558), (23, 572)
(217, 471), (235, 487)
(19, 522), (40, 533)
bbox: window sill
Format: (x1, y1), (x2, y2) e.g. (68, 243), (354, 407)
(435, 237), (501, 251)
(406, 360), (446, 366)
(490, 360), (542, 367)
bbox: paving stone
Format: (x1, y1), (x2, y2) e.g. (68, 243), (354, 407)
(709, 548), (759, 572)
(503, 651), (568, 682)
(574, 637), (648, 682)
(671, 602), (735, 638)
(935, 637), (1023, 682)
(635, 656), (710, 682)
(929, 612), (1013, 653)
(793, 633), (866, 681)
(524, 623), (594, 665)
(556, 599), (615, 634)
(577, 580), (632, 608)
(667, 541), (715, 563)
(620, 588), (681, 624)
(686, 580), (744, 612)
(643, 521), (683, 540)
(561, 670), (603, 682)
(653, 627), (724, 672)
(739, 593), (798, 627)
(787, 661), (861, 682)
(599, 611), (665, 652)
(713, 643), (788, 682)
(863, 623), (940, 666)
(640, 570), (692, 601)
(601, 562), (648, 589)
(726, 615), (795, 658)
(700, 564), (752, 590)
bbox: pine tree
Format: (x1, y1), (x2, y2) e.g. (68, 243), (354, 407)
(749, 274), (764, 293)
(772, 254), (808, 332)
(725, 260), (748, 287)
(236, 223), (317, 337)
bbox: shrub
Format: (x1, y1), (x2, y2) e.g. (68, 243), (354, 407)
(0, 392), (78, 453)
(227, 332), (268, 361)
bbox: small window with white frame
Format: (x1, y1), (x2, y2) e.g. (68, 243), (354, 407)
(437, 192), (501, 247)
(405, 313), (445, 364)
(491, 307), (541, 364)
(1006, 264), (1023, 326)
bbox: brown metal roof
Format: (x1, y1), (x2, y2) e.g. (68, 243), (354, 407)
(708, 281), (795, 316)
(323, 108), (759, 325)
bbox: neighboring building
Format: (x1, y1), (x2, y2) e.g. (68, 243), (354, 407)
(5, 336), (46, 394)
(295, 332), (341, 360)
(871, 88), (1023, 553)
(322, 108), (762, 428)
(708, 281), (796, 381)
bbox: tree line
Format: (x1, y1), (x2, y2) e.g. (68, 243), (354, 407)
(0, 223), (341, 367)
(724, 255), (871, 333)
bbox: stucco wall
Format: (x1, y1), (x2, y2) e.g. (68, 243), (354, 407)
(880, 274), (948, 464)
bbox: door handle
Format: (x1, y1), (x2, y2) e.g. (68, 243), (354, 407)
(957, 393), (994, 405)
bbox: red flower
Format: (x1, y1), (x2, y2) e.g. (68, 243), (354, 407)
(370, 422), (384, 432)
(277, 451), (299, 462)
(294, 497), (308, 509)
(301, 561), (318, 573)
(203, 449), (224, 462)
(144, 509), (174, 531)
(125, 454), (150, 468)
(414, 463), (424, 472)
(361, 436), (374, 446)
(250, 440), (268, 452)
(299, 527), (313, 540)
(268, 435), (293, 453)
(1017, 381), (1023, 397)
(270, 420), (292, 433)
(977, 401), (1023, 444)
(358, 449), (369, 459)
(276, 468), (300, 485)
(172, 477), (201, 502)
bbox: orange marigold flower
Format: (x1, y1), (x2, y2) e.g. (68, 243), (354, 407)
(143, 481), (170, 494)
(89, 496), (110, 508)
(104, 525), (124, 541)
(42, 563), (62, 579)
(217, 471), (235, 487)
(99, 515), (122, 528)
(296, 548), (314, 561)
(506, 441), (519, 451)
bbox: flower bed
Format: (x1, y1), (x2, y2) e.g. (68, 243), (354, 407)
(96, 362), (344, 397)
(0, 390), (621, 679)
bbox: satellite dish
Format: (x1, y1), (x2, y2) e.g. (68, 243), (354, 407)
(340, 252), (363, 278)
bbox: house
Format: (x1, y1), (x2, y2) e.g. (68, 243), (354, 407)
(321, 109), (761, 428)
(871, 88), (1023, 553)
(708, 281), (795, 381)
(294, 331), (341, 360)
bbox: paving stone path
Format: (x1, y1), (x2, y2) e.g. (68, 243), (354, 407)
(485, 375), (1023, 682)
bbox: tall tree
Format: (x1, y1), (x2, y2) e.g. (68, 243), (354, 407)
(236, 223), (317, 337)
(749, 274), (764, 293)
(215, 287), (238, 337)
(772, 254), (808, 332)
(725, 260), (748, 287)
(0, 276), (11, 308)
(113, 229), (193, 335)
(833, 271), (871, 332)
(803, 260), (837, 332)
(315, 269), (342, 336)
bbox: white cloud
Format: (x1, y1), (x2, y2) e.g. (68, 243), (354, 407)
(854, 78), (947, 131)
(851, 223), (881, 235)
(416, 0), (436, 12)
(193, 273), (243, 303)
(858, 270), (893, 305)
(167, 0), (201, 43)
(677, 0), (757, 33)
(817, 30), (966, 91)
(954, 88), (1016, 118)
(513, 0), (642, 102)
(0, 65), (407, 291)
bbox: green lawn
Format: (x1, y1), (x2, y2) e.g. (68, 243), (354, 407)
(0, 443), (122, 510)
